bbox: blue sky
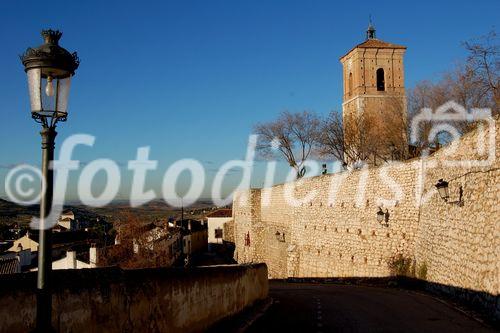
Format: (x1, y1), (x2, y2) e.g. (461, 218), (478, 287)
(0, 0), (498, 203)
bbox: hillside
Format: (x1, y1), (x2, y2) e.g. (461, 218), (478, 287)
(0, 199), (40, 226)
(0, 199), (103, 227)
(0, 198), (222, 226)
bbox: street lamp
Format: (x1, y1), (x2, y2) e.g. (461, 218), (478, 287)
(376, 207), (389, 226)
(435, 178), (464, 206)
(435, 179), (450, 202)
(376, 208), (385, 223)
(20, 29), (79, 331)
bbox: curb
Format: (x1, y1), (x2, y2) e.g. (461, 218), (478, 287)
(206, 297), (274, 333)
(236, 297), (273, 332)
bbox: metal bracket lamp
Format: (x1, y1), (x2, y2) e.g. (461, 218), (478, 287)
(275, 231), (286, 242)
(435, 179), (464, 206)
(376, 207), (389, 226)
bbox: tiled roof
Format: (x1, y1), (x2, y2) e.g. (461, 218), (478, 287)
(0, 258), (20, 274)
(28, 230), (95, 244)
(206, 209), (232, 218)
(53, 224), (68, 231)
(176, 219), (207, 233)
(340, 38), (406, 59)
(356, 38), (406, 49)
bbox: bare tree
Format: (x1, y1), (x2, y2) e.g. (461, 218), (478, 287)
(408, 31), (499, 151)
(359, 96), (408, 164)
(407, 79), (456, 150)
(317, 111), (347, 165)
(254, 111), (320, 178)
(318, 111), (371, 166)
(318, 100), (407, 168)
(463, 30), (499, 111)
(101, 212), (178, 269)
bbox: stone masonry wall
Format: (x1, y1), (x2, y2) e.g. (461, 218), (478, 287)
(0, 264), (268, 332)
(222, 219), (235, 244)
(233, 117), (499, 317)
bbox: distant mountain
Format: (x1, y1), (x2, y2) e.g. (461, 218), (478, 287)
(77, 198), (218, 224)
(0, 199), (39, 226)
(103, 198), (215, 208)
(0, 197), (220, 227)
(0, 198), (39, 212)
(0, 199), (103, 227)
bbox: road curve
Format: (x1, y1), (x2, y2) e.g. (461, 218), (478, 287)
(247, 282), (494, 333)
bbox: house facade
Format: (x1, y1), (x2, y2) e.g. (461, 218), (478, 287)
(206, 209), (232, 250)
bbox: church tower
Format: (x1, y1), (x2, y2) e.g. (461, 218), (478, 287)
(340, 22), (408, 165)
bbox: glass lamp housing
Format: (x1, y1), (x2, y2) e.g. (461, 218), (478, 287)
(376, 209), (385, 223)
(26, 68), (72, 120)
(21, 30), (79, 123)
(435, 179), (450, 201)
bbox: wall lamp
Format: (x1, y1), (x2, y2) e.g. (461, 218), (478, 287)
(435, 179), (464, 206)
(376, 207), (389, 226)
(275, 231), (286, 242)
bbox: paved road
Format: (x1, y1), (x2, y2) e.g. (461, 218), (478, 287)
(247, 282), (495, 333)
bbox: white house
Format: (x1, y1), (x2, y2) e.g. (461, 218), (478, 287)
(132, 224), (183, 267)
(52, 251), (92, 270)
(8, 234), (39, 252)
(43, 245), (99, 270)
(205, 209), (232, 250)
(58, 210), (77, 231)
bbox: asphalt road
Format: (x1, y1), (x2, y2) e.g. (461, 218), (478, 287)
(247, 282), (495, 333)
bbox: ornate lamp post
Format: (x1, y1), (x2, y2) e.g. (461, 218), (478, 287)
(20, 29), (79, 331)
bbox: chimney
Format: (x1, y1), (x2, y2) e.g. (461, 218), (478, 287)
(66, 251), (76, 269)
(89, 244), (98, 268)
(188, 220), (192, 231)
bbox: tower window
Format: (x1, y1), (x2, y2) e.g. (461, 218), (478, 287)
(348, 72), (353, 96)
(376, 68), (385, 91)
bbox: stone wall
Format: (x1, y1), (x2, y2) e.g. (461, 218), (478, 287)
(0, 264), (268, 332)
(233, 117), (499, 318)
(223, 219), (235, 244)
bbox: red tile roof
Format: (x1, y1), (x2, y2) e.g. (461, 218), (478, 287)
(0, 258), (20, 274)
(340, 38), (406, 60)
(206, 209), (232, 218)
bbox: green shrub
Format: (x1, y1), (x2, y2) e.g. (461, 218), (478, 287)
(417, 262), (428, 280)
(387, 254), (414, 277)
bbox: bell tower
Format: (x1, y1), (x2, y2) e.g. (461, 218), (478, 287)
(340, 22), (408, 165)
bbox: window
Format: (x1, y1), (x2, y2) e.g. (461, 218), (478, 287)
(348, 72), (353, 96)
(376, 68), (385, 91)
(214, 228), (223, 239)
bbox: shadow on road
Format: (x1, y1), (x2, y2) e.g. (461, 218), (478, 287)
(245, 280), (496, 333)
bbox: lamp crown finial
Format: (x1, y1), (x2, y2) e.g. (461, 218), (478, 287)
(41, 29), (62, 45)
